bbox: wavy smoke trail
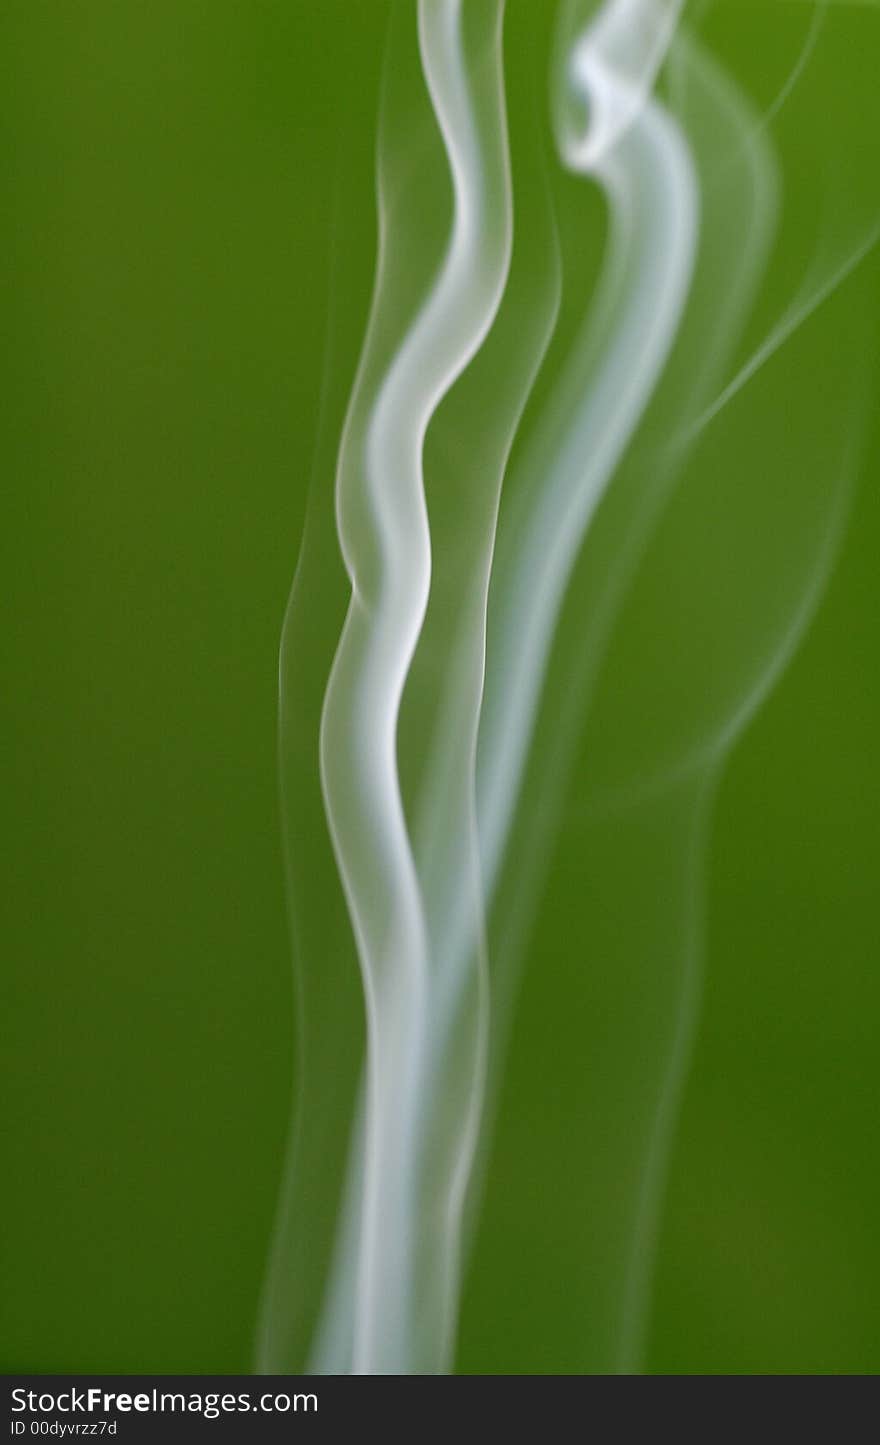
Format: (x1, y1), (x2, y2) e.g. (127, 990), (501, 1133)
(318, 0), (511, 1374)
(464, 2), (876, 1372)
(261, 0), (879, 1374)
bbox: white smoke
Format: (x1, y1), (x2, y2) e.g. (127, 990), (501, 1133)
(318, 0), (512, 1373)
(260, 0), (879, 1375)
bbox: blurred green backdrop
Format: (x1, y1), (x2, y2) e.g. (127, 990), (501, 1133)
(3, 0), (879, 1373)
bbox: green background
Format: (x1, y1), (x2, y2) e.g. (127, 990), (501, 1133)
(3, 1), (879, 1373)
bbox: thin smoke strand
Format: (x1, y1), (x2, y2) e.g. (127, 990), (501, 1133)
(404, 54), (561, 1370)
(309, 3), (561, 1373)
(476, 0), (697, 916)
(611, 426), (863, 1369)
(471, 0), (868, 983)
(318, 0), (512, 1373)
(470, 5), (876, 1368)
(472, 5), (874, 1365)
(255, 167), (353, 1376)
(469, 24), (783, 1366)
